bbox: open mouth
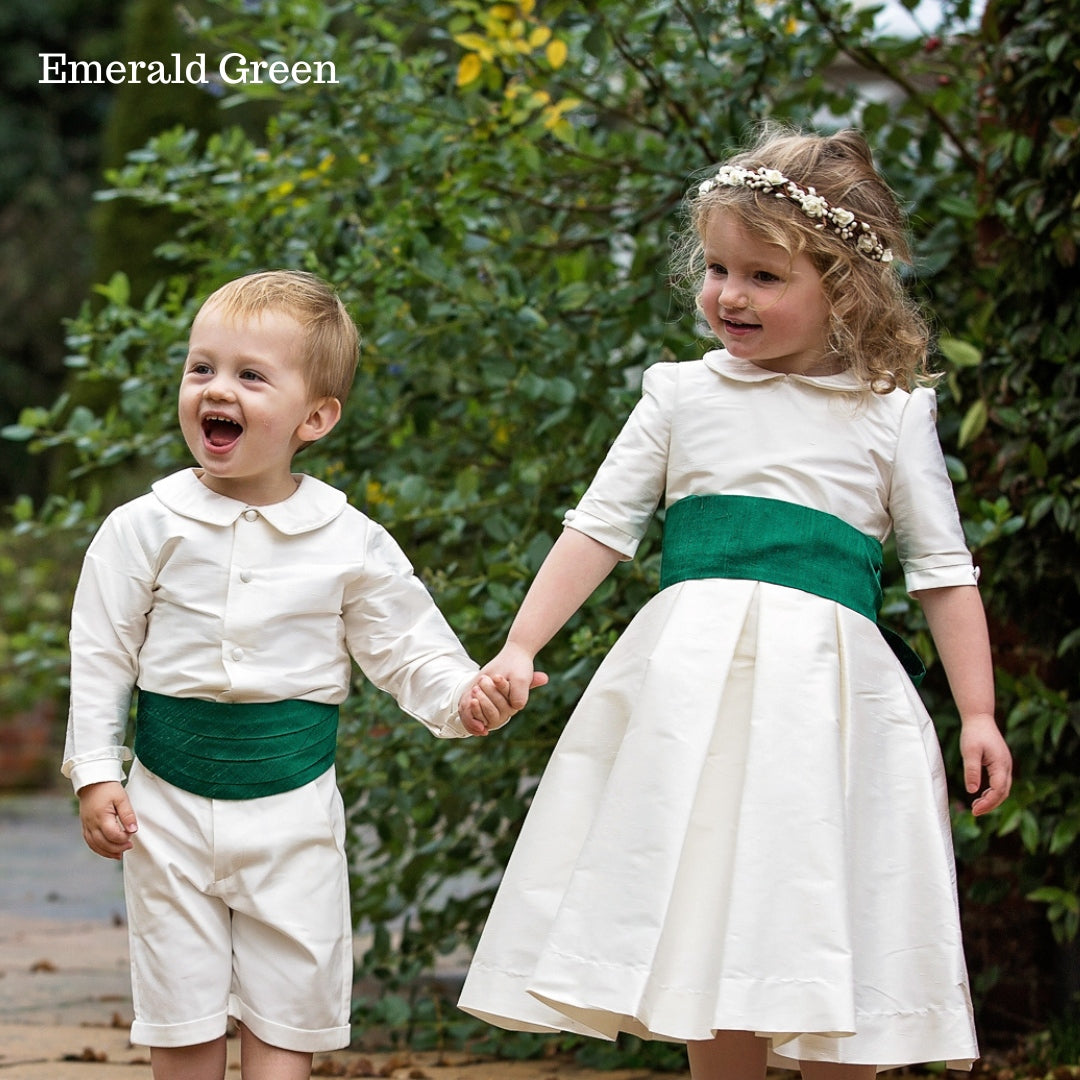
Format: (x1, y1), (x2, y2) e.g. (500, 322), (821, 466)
(202, 414), (243, 449)
(723, 317), (760, 331)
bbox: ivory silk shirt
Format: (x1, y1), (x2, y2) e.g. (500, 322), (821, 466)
(63, 469), (477, 792)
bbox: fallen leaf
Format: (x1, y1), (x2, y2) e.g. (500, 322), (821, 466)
(62, 1047), (107, 1062)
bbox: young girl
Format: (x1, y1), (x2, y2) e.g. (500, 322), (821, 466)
(456, 129), (1012, 1078)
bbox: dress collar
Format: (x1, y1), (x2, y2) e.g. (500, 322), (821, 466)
(152, 469), (347, 535)
(702, 348), (868, 393)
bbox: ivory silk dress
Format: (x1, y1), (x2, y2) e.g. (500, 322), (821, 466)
(457, 350), (981, 1070)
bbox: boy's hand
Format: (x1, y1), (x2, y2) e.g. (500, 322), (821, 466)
(460, 674), (511, 736)
(459, 658), (549, 736)
(77, 781), (138, 859)
(959, 714), (1013, 816)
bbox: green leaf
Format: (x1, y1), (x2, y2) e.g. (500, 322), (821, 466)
(957, 399), (988, 448)
(938, 337), (982, 368)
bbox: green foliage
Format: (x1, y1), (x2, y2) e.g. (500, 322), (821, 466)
(0, 0), (124, 505)
(92, 0), (271, 294)
(935, 0), (1080, 950)
(0, 523), (75, 717)
(5, 0), (1079, 1052)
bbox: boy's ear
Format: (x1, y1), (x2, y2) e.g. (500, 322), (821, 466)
(297, 396), (342, 444)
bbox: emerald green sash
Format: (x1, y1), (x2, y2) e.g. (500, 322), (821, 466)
(134, 691), (339, 799)
(660, 494), (925, 685)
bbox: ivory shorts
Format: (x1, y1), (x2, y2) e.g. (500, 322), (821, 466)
(122, 760), (353, 1051)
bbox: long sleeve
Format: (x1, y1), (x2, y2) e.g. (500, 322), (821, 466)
(342, 522), (478, 738)
(63, 510), (156, 791)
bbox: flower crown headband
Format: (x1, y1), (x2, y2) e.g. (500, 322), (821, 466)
(697, 165), (894, 264)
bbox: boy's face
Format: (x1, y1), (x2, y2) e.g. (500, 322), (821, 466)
(179, 305), (340, 505)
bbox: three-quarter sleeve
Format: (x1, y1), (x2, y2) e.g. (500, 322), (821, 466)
(890, 387), (979, 593)
(562, 363), (675, 559)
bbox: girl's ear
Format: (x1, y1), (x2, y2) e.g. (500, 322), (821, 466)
(297, 396), (342, 445)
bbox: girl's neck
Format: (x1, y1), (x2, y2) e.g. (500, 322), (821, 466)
(744, 355), (847, 377)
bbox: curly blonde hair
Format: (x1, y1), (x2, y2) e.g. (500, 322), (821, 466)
(673, 127), (934, 393)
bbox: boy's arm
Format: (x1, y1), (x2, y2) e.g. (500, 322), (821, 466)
(344, 522), (499, 737)
(64, 515), (154, 792)
(915, 583), (1012, 815)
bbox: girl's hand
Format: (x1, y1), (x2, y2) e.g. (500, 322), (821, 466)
(77, 781), (138, 859)
(959, 714), (1013, 816)
(457, 644), (549, 735)
(483, 641), (549, 712)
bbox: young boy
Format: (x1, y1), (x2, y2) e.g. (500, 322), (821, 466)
(63, 270), (518, 1080)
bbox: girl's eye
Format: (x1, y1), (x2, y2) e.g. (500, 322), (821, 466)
(240, 370), (263, 382)
(755, 271), (781, 283)
(187, 361), (212, 376)
(707, 263), (727, 276)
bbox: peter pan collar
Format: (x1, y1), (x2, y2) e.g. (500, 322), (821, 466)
(152, 469), (347, 535)
(703, 348), (868, 393)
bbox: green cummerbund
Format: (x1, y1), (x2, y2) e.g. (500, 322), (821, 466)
(134, 690), (339, 799)
(660, 494), (925, 685)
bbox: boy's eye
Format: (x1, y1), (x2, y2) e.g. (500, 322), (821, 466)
(707, 263), (727, 276)
(187, 361), (212, 375)
(239, 370), (263, 382)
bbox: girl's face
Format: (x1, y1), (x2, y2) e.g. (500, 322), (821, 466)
(699, 210), (834, 376)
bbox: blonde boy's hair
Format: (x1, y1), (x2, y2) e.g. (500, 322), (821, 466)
(195, 270), (360, 403)
(674, 127), (933, 393)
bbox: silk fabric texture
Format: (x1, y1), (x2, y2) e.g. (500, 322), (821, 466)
(458, 351), (980, 1070)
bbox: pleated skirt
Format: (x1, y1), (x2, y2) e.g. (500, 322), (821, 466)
(458, 579), (977, 1070)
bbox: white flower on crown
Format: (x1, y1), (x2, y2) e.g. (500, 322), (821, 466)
(714, 166), (744, 186)
(693, 161), (894, 263)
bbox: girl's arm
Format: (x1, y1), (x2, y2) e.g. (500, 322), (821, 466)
(471, 529), (623, 718)
(915, 584), (1012, 816)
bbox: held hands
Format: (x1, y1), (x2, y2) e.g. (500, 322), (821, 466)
(458, 642), (549, 736)
(77, 780), (138, 859)
(959, 714), (1013, 816)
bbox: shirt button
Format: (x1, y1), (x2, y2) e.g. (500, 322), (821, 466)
(239, 570), (253, 583)
(231, 648), (244, 661)
(243, 509), (258, 521)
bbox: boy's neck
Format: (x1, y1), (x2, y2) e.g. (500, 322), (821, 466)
(194, 469), (302, 506)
